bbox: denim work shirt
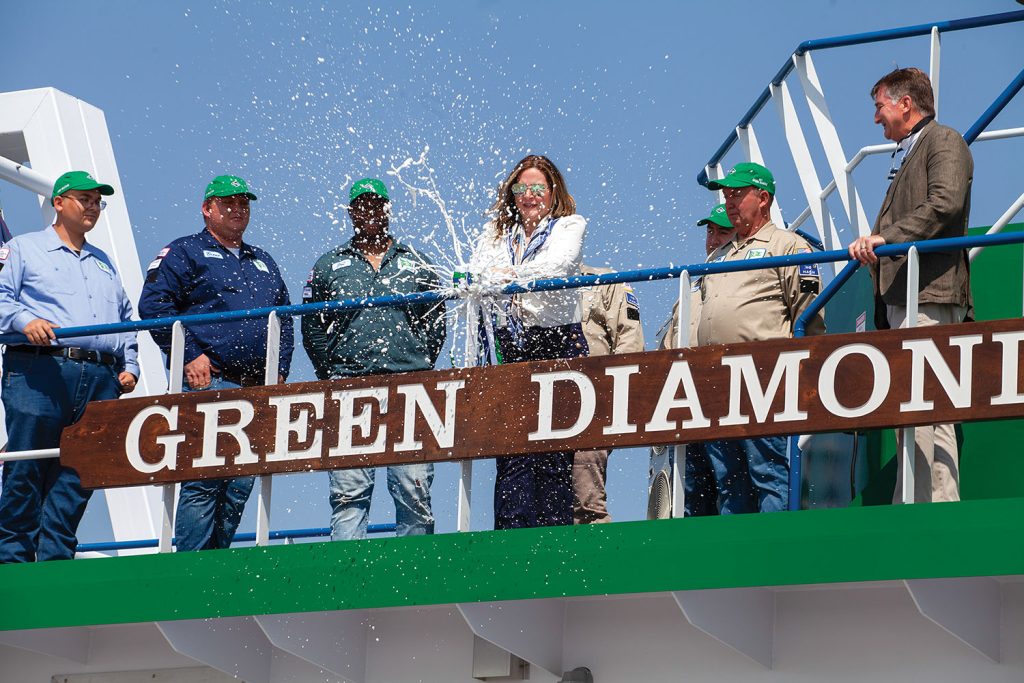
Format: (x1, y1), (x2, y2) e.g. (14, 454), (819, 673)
(138, 228), (293, 378)
(301, 239), (445, 379)
(0, 226), (139, 375)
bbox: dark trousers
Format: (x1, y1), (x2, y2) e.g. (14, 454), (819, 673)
(0, 352), (119, 562)
(493, 324), (588, 530)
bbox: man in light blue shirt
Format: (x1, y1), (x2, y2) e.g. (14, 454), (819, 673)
(0, 170), (139, 563)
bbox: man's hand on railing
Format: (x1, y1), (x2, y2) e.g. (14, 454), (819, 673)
(848, 235), (886, 265)
(22, 318), (58, 345)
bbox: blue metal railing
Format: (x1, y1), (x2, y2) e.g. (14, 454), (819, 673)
(77, 524), (398, 553)
(696, 9), (1024, 186)
(7, 229), (1020, 537)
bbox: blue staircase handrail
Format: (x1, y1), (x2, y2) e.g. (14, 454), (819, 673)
(696, 9), (1024, 187)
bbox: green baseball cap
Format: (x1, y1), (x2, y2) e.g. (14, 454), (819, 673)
(350, 178), (389, 202)
(51, 170), (114, 205)
(707, 162), (776, 196)
(204, 175), (258, 201)
(697, 204), (733, 228)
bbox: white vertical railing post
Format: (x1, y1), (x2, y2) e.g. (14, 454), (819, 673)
(901, 247), (920, 504)
(770, 79), (838, 279)
(930, 26), (941, 121)
(737, 124), (787, 228)
(160, 321), (186, 553)
(793, 52), (870, 246)
(457, 461), (473, 532)
(256, 311), (282, 547)
(706, 163), (725, 204)
(671, 270), (692, 518)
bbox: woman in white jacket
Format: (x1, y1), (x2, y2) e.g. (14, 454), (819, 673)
(471, 154), (588, 529)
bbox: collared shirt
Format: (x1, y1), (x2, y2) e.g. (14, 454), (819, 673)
(697, 221), (825, 346)
(579, 264), (644, 357)
(301, 238), (446, 379)
(658, 282), (703, 350)
(888, 115), (934, 181)
(470, 214), (587, 328)
(138, 228), (293, 378)
(0, 226), (139, 375)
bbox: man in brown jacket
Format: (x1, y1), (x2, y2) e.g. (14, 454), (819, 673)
(848, 67), (973, 503)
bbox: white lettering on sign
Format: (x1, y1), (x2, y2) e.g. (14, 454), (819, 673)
(603, 364), (640, 435)
(818, 343), (891, 418)
(529, 371), (596, 441)
(330, 388), (389, 457)
(644, 360), (710, 432)
(194, 400), (258, 467)
(991, 331), (1024, 406)
(900, 335), (983, 411)
(125, 405), (186, 474)
(394, 380), (466, 451)
(719, 350), (810, 426)
(267, 392), (325, 462)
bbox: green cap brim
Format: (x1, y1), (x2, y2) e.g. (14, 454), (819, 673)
(697, 215), (733, 228)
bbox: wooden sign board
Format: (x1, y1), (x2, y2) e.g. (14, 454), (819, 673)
(63, 319), (1024, 489)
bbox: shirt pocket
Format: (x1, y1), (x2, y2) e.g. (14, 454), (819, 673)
(28, 263), (76, 296)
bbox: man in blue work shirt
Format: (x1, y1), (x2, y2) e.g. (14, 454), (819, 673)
(302, 178), (445, 540)
(0, 170), (139, 562)
(139, 175), (293, 552)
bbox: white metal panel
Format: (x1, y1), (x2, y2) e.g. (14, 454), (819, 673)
(457, 599), (565, 677)
(255, 610), (369, 683)
(793, 53), (870, 244)
(906, 577), (1002, 662)
(0, 87), (166, 549)
(157, 616), (274, 683)
(769, 80), (840, 281)
(674, 588), (775, 668)
(736, 125), (786, 229)
(0, 626), (91, 663)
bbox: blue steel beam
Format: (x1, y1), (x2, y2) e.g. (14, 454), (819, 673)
(964, 66), (1024, 144)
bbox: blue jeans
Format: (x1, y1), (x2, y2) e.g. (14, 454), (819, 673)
(174, 375), (255, 551)
(684, 442), (719, 516)
(0, 352), (119, 562)
(328, 464), (434, 540)
(704, 437), (789, 514)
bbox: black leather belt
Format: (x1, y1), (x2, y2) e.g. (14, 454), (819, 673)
(217, 370), (264, 388)
(7, 345), (118, 366)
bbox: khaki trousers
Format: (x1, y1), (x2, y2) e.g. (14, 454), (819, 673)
(572, 449), (611, 524)
(887, 303), (966, 503)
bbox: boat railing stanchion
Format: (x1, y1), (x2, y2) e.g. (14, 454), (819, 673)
(160, 320), (185, 553)
(671, 270), (691, 518)
(256, 310), (281, 547)
(901, 247), (920, 505)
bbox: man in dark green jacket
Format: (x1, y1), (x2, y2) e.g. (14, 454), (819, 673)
(302, 178), (446, 540)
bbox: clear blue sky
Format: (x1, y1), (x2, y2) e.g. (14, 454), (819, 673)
(2, 1), (1022, 541)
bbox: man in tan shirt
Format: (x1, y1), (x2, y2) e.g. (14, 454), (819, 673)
(573, 264), (645, 523)
(657, 204), (735, 515)
(699, 163), (824, 514)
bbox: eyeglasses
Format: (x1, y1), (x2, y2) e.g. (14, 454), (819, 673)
(511, 183), (548, 197)
(65, 195), (107, 211)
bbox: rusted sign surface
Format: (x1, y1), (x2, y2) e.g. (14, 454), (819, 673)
(62, 320), (1024, 488)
